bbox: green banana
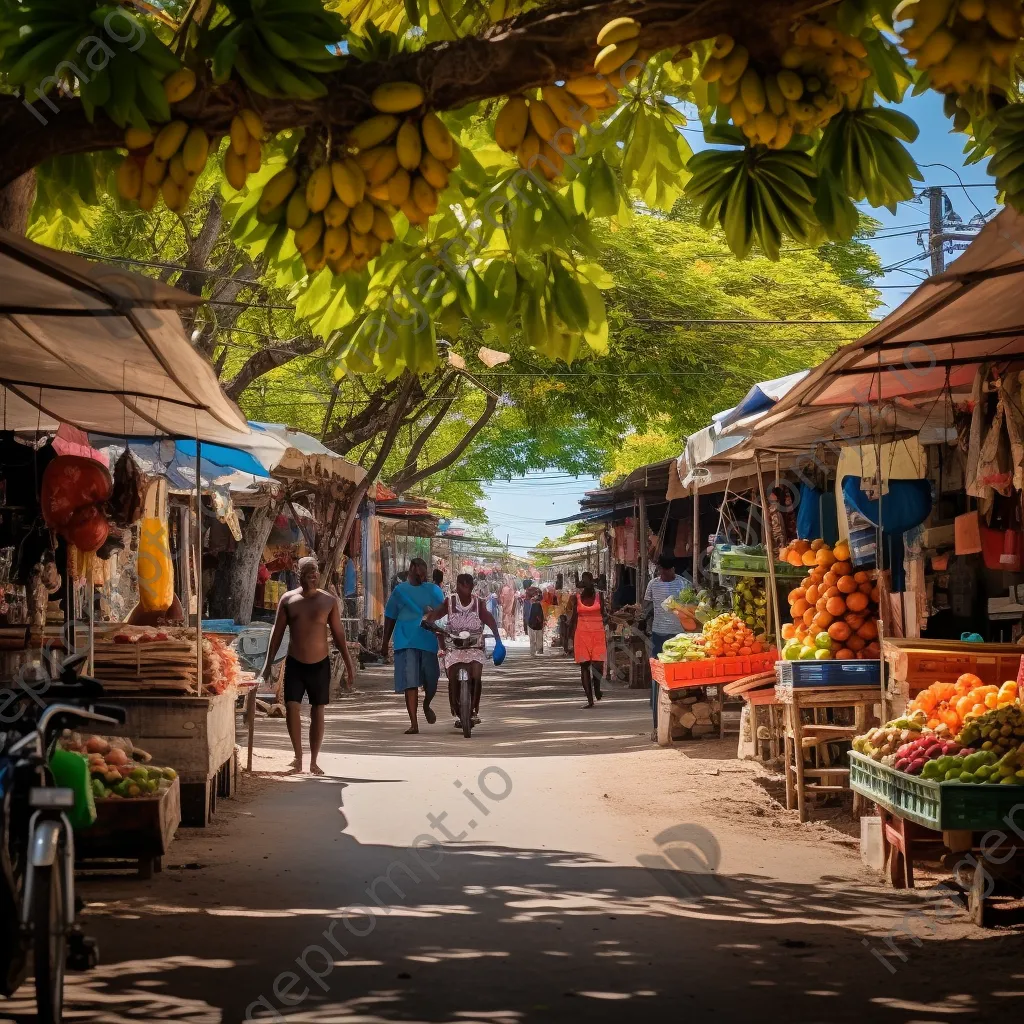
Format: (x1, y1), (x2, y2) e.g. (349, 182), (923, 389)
(722, 166), (753, 258)
(750, 184), (782, 261)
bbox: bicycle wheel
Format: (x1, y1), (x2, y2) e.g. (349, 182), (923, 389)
(460, 673), (473, 738)
(32, 856), (66, 1023)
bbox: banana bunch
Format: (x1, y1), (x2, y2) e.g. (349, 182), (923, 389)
(116, 120), (212, 214)
(702, 21), (870, 148)
(222, 109), (268, 190)
(684, 147), (819, 259)
(212, 0), (347, 100)
(900, 0), (1022, 94)
(0, 1), (186, 128)
(817, 108), (922, 212)
(985, 102), (1024, 208)
(256, 91), (459, 276)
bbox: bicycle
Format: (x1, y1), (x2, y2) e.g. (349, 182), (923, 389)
(0, 652), (125, 1023)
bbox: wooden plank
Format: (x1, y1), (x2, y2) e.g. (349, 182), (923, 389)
(76, 778), (180, 862)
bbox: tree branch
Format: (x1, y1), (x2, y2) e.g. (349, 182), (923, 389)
(391, 391), (498, 495)
(390, 373), (460, 489)
(223, 335), (322, 400)
(0, 0), (829, 188)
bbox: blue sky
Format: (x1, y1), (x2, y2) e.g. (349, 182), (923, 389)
(471, 90), (999, 552)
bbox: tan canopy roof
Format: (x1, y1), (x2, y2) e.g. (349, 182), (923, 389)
(729, 206), (1024, 457)
(0, 230), (250, 444)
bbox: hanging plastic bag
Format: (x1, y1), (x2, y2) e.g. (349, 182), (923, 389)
(137, 479), (173, 612)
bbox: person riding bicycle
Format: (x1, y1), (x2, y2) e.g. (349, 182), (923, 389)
(421, 573), (501, 731)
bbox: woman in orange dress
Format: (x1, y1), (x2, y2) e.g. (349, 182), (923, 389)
(569, 572), (607, 707)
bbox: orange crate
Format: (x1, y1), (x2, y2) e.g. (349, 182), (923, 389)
(715, 656), (750, 677)
(884, 640), (1023, 695)
(651, 658), (717, 689)
(748, 649), (780, 673)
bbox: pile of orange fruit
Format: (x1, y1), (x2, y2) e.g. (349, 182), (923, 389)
(909, 675), (1019, 734)
(779, 538), (881, 661)
(701, 613), (767, 658)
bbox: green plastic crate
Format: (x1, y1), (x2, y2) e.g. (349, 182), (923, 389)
(848, 751), (1024, 831)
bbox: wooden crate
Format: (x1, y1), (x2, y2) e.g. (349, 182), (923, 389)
(76, 778), (180, 878)
(883, 639), (1023, 708)
(106, 688), (237, 827)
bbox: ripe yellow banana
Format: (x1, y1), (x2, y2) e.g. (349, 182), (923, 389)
(987, 0), (1022, 39)
(224, 148), (248, 190)
(324, 198), (350, 227)
(371, 81), (424, 114)
(718, 78), (739, 104)
(294, 214), (324, 254)
(720, 45), (750, 85)
(367, 147), (400, 186)
(371, 207), (396, 242)
(245, 138), (262, 174)
(259, 167), (299, 214)
(594, 39), (638, 75)
(287, 190), (310, 230)
(324, 225), (349, 260)
(495, 97), (530, 150)
(528, 99), (561, 143)
(419, 152), (449, 190)
(420, 111), (454, 161)
(396, 120), (422, 170)
(328, 250), (356, 276)
(230, 116), (250, 157)
(412, 176), (438, 215)
(153, 121), (188, 161)
(701, 56), (725, 82)
(182, 128), (209, 174)
(116, 158), (142, 201)
(240, 108), (265, 142)
(400, 197), (428, 225)
(349, 230), (370, 256)
(302, 243), (326, 274)
(143, 152), (167, 186)
(776, 70), (804, 101)
(161, 177), (181, 210)
(124, 128), (153, 150)
(542, 85), (585, 131)
(740, 69), (766, 114)
(387, 168), (412, 205)
(168, 154), (190, 186)
(139, 183), (158, 212)
(332, 159), (365, 207)
(764, 76), (787, 116)
(163, 68), (196, 104)
(348, 115), (400, 152)
(517, 130), (541, 169)
(350, 199), (375, 234)
(596, 16), (639, 47)
(306, 166), (334, 213)
(712, 34), (735, 58)
(729, 96), (749, 126)
(443, 138), (461, 170)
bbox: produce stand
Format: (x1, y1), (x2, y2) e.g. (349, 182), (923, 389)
(849, 752), (1024, 925)
(883, 638), (1024, 714)
(76, 777), (181, 879)
(110, 689), (237, 827)
(778, 681), (878, 822)
(651, 650), (779, 746)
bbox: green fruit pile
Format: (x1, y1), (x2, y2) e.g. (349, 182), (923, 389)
(956, 703), (1024, 752)
(921, 747), (1024, 784)
(91, 765), (178, 800)
(658, 634), (707, 663)
(733, 578), (768, 632)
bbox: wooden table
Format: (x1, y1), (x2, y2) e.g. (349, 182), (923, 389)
(778, 685), (878, 823)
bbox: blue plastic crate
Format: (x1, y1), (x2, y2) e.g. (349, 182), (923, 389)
(777, 659), (884, 688)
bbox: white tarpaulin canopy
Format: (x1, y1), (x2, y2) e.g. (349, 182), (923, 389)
(242, 422), (366, 488)
(0, 229), (249, 444)
(730, 206), (1024, 456)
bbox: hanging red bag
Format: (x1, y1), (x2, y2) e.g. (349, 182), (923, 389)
(64, 504), (110, 554)
(40, 456), (112, 529)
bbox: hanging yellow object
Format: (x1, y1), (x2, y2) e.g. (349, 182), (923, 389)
(138, 517), (174, 612)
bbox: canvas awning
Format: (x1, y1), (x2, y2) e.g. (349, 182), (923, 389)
(242, 422), (366, 488)
(0, 229), (250, 444)
(730, 206), (1024, 456)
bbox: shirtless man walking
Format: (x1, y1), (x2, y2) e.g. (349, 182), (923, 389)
(261, 556), (355, 775)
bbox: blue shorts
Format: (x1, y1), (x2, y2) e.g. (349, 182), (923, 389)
(393, 647), (440, 697)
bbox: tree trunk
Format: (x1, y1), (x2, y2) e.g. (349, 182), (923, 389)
(0, 171), (36, 234)
(208, 499), (280, 624)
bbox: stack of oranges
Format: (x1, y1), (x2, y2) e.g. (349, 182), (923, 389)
(779, 538), (881, 660)
(701, 613), (766, 658)
(909, 674), (1019, 733)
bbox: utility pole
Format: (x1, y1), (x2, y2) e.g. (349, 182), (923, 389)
(923, 185), (986, 277)
(926, 186), (945, 276)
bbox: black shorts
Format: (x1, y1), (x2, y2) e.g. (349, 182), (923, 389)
(283, 656), (331, 706)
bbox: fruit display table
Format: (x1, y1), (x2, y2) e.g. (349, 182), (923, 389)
(778, 684), (878, 822)
(849, 753), (1024, 925)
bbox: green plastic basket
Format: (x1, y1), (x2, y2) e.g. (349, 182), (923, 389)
(848, 751), (1024, 831)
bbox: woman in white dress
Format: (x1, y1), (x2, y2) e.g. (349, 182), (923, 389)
(423, 573), (501, 729)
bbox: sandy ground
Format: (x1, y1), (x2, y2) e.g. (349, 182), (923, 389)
(4, 643), (1024, 1023)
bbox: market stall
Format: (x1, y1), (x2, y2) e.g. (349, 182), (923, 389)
(0, 228), (252, 829)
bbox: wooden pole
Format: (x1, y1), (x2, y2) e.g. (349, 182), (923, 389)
(755, 451), (785, 648)
(692, 481), (700, 588)
(637, 491), (648, 602)
(195, 438), (203, 696)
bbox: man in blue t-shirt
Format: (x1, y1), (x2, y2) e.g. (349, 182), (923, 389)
(382, 557), (445, 734)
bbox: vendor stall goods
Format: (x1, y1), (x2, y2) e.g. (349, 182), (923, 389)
(93, 626), (240, 694)
(779, 538), (881, 662)
(657, 613), (769, 663)
(59, 731), (178, 800)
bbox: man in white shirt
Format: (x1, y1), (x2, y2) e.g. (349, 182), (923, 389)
(644, 554), (687, 731)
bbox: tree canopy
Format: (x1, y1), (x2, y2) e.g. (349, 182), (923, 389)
(0, 0), (1012, 384)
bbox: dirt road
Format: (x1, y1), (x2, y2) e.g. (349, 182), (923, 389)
(6, 645), (1021, 1022)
